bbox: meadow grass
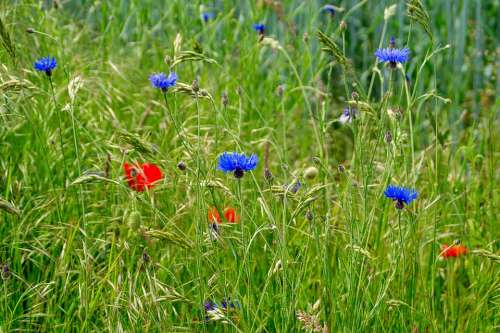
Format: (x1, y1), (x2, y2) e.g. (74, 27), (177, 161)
(0, 0), (498, 332)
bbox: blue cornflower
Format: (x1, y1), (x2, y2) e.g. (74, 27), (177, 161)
(218, 152), (258, 178)
(201, 12), (214, 23)
(149, 72), (177, 91)
(323, 4), (336, 16)
(253, 23), (265, 35)
(374, 47), (410, 67)
(221, 297), (240, 311)
(384, 185), (418, 209)
(34, 56), (57, 76)
(339, 107), (357, 124)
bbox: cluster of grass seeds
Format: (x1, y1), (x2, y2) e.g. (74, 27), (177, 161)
(0, 1), (498, 332)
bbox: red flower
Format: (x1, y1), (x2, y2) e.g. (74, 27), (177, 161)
(441, 244), (468, 259)
(223, 207), (239, 223)
(124, 162), (163, 192)
(208, 207), (239, 224)
(208, 207), (221, 224)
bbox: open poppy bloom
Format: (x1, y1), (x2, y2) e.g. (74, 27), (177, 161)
(440, 244), (468, 259)
(208, 207), (239, 224)
(123, 162), (163, 192)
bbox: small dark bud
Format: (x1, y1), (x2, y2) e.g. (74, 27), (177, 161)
(142, 251), (150, 263)
(338, 164), (345, 173)
(2, 263), (10, 280)
(192, 80), (199, 92)
(453, 239), (461, 245)
(276, 84), (285, 97)
(264, 168), (273, 183)
(384, 131), (392, 143)
(351, 91), (359, 101)
(222, 91), (229, 107)
(26, 27), (35, 34)
(389, 36), (396, 48)
(177, 161), (187, 171)
(164, 55), (172, 66)
(306, 210), (314, 222)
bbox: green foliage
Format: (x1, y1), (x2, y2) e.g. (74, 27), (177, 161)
(0, 0), (498, 332)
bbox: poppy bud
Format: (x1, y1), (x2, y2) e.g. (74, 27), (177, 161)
(127, 211), (142, 231)
(304, 166), (319, 180)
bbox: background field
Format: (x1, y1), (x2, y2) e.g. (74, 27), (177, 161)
(0, 0), (499, 332)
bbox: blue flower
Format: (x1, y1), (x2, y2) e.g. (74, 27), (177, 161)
(374, 47), (410, 67)
(323, 4), (336, 15)
(384, 185), (418, 209)
(149, 72), (177, 91)
(34, 56), (57, 76)
(202, 12), (214, 23)
(218, 152), (258, 178)
(339, 107), (357, 124)
(253, 23), (265, 34)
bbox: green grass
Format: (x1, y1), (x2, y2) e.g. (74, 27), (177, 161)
(0, 0), (498, 332)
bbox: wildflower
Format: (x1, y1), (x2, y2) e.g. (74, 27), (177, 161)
(223, 207), (239, 223)
(218, 152), (258, 178)
(208, 207), (239, 224)
(440, 244), (468, 259)
(149, 72), (177, 91)
(375, 39), (410, 68)
(123, 162), (163, 192)
(201, 12), (214, 23)
(221, 297), (240, 311)
(384, 185), (418, 209)
(253, 23), (265, 35)
(208, 207), (221, 223)
(34, 56), (57, 76)
(323, 4), (336, 16)
(339, 107), (357, 124)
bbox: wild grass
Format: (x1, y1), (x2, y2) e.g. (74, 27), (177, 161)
(0, 0), (498, 332)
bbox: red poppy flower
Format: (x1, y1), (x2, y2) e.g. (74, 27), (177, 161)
(208, 207), (239, 224)
(441, 244), (468, 259)
(223, 207), (239, 223)
(124, 162), (163, 192)
(208, 207), (221, 224)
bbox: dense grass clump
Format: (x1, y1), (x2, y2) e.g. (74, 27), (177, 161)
(0, 1), (498, 332)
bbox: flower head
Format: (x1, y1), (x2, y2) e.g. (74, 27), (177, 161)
(123, 162), (163, 192)
(339, 107), (358, 124)
(384, 185), (417, 209)
(440, 244), (468, 259)
(201, 12), (214, 23)
(253, 23), (265, 35)
(34, 56), (57, 76)
(149, 72), (177, 91)
(208, 207), (239, 224)
(375, 47), (410, 67)
(323, 4), (336, 16)
(218, 152), (258, 178)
